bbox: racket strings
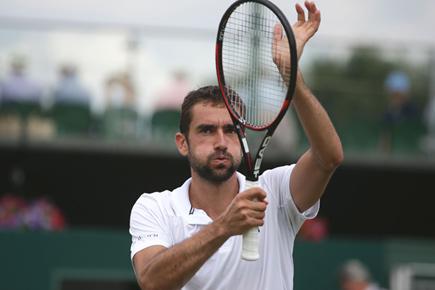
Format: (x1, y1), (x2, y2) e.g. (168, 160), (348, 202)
(221, 2), (293, 128)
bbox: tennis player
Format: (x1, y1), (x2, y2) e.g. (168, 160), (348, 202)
(130, 2), (343, 289)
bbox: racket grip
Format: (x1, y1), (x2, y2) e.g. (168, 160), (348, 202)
(241, 180), (260, 261)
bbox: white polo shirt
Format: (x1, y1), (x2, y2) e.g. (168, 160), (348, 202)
(130, 165), (319, 290)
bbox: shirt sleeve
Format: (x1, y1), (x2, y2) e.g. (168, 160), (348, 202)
(261, 165), (320, 235)
(129, 192), (173, 260)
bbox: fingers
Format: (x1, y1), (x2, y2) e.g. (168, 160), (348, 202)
(273, 23), (283, 40)
(304, 1), (317, 14)
(306, 2), (321, 24)
(237, 188), (268, 225)
(295, 3), (305, 22)
(240, 200), (267, 227)
(239, 186), (267, 202)
(218, 187), (268, 235)
(272, 24), (282, 64)
(293, 1), (321, 59)
(296, 1), (321, 24)
(246, 211), (266, 226)
(245, 198), (268, 212)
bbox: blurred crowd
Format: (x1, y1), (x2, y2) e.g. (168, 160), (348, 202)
(0, 193), (66, 231)
(0, 54), (193, 143)
(0, 53), (434, 158)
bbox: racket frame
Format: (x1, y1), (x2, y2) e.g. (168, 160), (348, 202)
(215, 0), (298, 182)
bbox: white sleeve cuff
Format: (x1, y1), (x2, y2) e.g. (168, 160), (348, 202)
(130, 239), (171, 260)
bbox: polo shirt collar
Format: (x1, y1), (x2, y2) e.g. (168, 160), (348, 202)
(171, 172), (246, 225)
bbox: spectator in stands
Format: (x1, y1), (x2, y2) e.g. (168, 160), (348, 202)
(297, 216), (328, 242)
(425, 96), (435, 137)
(48, 64), (92, 137)
(383, 71), (416, 122)
(0, 73), (2, 100)
(339, 259), (387, 290)
(423, 81), (435, 153)
(102, 72), (138, 138)
(0, 55), (42, 104)
(379, 70), (421, 153)
(0, 55), (46, 138)
(105, 72), (136, 110)
(52, 64), (90, 106)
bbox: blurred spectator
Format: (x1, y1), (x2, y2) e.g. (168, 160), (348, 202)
(105, 72), (136, 109)
(383, 71), (415, 118)
(379, 70), (422, 154)
(0, 194), (27, 228)
(0, 194), (66, 231)
(0, 55), (45, 138)
(339, 259), (387, 290)
(48, 64), (91, 138)
(425, 96), (435, 136)
(102, 72), (138, 139)
(422, 88), (435, 153)
(0, 55), (42, 104)
(297, 216), (328, 242)
(154, 70), (191, 110)
(52, 64), (90, 105)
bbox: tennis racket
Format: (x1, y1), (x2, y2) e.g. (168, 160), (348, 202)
(216, 0), (298, 261)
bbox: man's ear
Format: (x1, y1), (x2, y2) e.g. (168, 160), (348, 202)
(175, 132), (189, 156)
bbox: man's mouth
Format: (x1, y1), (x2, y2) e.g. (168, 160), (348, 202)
(215, 156), (228, 160)
(210, 152), (232, 164)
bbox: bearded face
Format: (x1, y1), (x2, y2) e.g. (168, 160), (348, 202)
(187, 146), (241, 184)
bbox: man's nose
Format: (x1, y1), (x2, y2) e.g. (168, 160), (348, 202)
(214, 129), (228, 149)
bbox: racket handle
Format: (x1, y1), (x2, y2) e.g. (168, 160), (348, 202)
(242, 180), (260, 261)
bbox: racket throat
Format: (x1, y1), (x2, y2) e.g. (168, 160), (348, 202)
(246, 135), (272, 181)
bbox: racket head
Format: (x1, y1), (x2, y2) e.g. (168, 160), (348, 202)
(216, 0), (298, 131)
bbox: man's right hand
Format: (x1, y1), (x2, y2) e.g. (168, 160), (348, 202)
(215, 187), (268, 237)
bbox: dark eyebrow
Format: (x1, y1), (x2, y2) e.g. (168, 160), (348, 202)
(196, 124), (216, 132)
(223, 124), (236, 131)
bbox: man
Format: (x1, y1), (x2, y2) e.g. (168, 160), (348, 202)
(339, 260), (387, 290)
(52, 64), (91, 106)
(379, 70), (421, 154)
(130, 2), (343, 290)
(1, 55), (42, 104)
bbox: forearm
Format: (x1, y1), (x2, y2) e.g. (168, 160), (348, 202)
(292, 71), (343, 170)
(137, 221), (229, 290)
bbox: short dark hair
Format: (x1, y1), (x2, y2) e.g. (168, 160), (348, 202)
(179, 85), (225, 135)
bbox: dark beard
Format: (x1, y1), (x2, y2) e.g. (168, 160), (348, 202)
(188, 151), (240, 184)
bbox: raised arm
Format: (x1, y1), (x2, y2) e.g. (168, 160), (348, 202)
(290, 71), (343, 212)
(272, 1), (343, 212)
(290, 2), (343, 211)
